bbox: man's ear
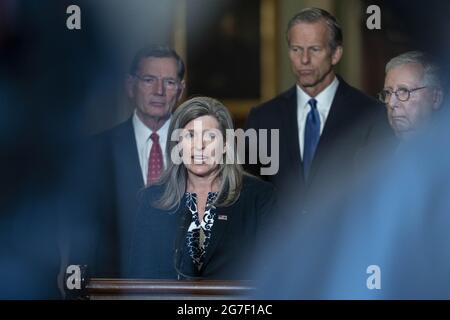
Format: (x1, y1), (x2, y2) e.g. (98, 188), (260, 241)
(331, 46), (343, 66)
(177, 80), (186, 100)
(125, 74), (135, 99)
(432, 87), (444, 110)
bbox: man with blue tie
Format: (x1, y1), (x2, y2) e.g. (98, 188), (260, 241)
(245, 8), (390, 212)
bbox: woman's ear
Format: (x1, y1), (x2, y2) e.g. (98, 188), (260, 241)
(222, 142), (234, 165)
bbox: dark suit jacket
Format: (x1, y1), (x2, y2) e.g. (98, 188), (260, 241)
(244, 76), (392, 210)
(67, 118), (145, 278)
(125, 174), (276, 280)
(95, 118), (145, 277)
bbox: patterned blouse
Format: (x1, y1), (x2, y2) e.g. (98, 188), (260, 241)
(185, 192), (218, 270)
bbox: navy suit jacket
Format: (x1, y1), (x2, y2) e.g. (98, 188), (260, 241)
(125, 175), (276, 280)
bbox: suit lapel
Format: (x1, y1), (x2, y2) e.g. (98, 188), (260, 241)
(112, 118), (144, 191)
(111, 119), (144, 253)
(200, 204), (233, 270)
(281, 87), (304, 182)
(173, 203), (192, 274)
(306, 79), (352, 185)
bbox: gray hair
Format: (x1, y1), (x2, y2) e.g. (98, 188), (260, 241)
(286, 7), (343, 52)
(155, 96), (244, 210)
(129, 45), (185, 80)
(386, 51), (442, 88)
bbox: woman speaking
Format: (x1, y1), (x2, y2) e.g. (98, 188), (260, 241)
(126, 96), (275, 280)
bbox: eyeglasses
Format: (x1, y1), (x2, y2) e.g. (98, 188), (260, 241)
(134, 74), (179, 90)
(378, 86), (427, 103)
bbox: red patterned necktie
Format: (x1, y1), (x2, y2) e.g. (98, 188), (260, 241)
(147, 132), (163, 185)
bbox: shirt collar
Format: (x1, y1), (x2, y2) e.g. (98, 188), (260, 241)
(132, 110), (171, 146)
(296, 76), (340, 112)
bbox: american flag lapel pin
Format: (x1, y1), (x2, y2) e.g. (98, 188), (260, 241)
(218, 215), (228, 221)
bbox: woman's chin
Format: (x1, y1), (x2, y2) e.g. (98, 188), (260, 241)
(186, 164), (217, 178)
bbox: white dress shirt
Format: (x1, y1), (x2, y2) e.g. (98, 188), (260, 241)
(297, 76), (339, 160)
(132, 111), (171, 185)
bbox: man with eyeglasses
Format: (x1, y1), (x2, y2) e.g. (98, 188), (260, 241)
(380, 51), (443, 140)
(70, 46), (186, 278)
(125, 45), (185, 186)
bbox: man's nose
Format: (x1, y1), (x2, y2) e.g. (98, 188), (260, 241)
(154, 79), (165, 95)
(386, 93), (400, 110)
(301, 51), (311, 64)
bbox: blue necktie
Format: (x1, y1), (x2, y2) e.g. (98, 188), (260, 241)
(303, 98), (320, 181)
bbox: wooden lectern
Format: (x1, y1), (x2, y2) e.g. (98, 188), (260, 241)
(83, 278), (254, 300)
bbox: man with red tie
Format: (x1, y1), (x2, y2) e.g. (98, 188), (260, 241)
(78, 46), (185, 277)
(125, 46), (185, 186)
